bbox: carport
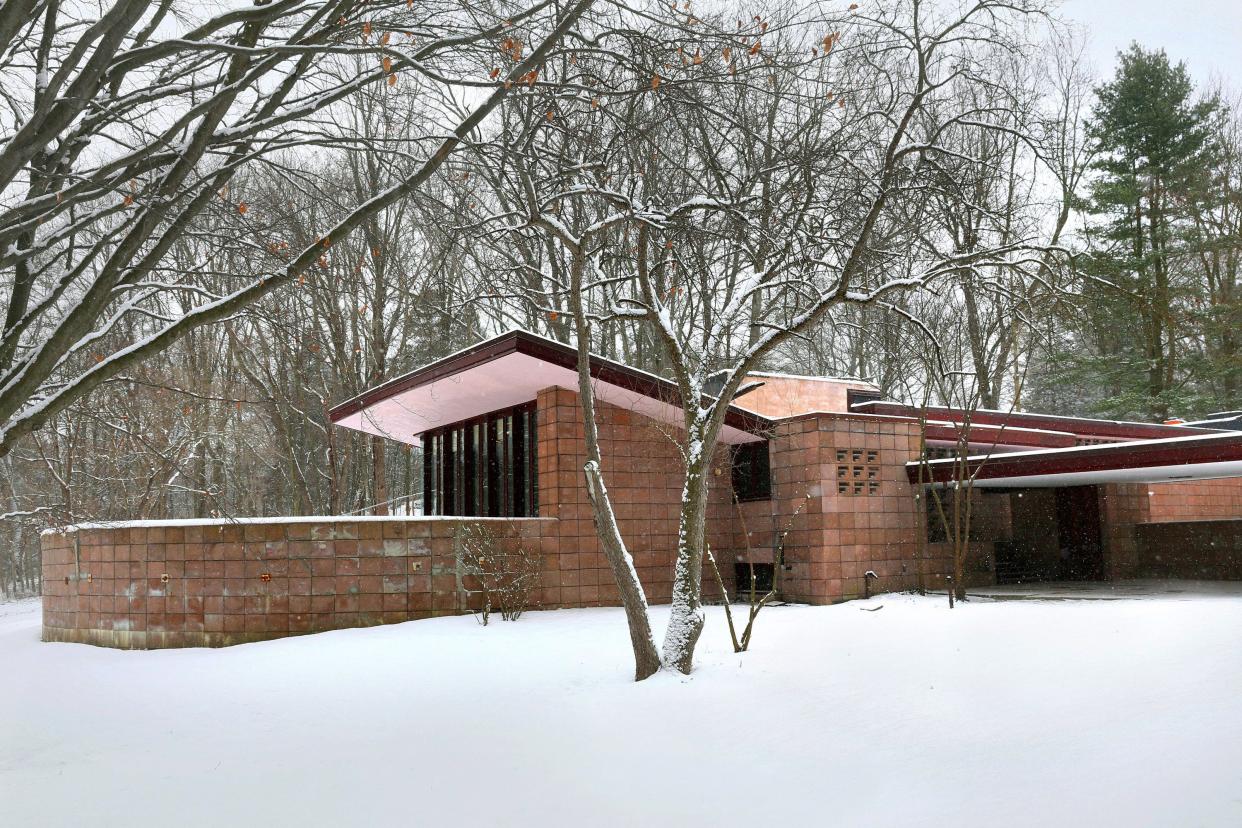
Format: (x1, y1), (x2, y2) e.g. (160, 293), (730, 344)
(981, 485), (1104, 582)
(908, 432), (1242, 584)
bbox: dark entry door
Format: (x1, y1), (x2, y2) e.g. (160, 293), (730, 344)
(1054, 485), (1104, 580)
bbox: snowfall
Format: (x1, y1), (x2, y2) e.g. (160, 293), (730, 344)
(3, 588), (1242, 827)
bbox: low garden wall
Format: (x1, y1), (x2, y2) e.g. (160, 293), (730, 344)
(41, 517), (556, 648)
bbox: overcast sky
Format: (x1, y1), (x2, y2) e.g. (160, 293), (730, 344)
(1058, 0), (1242, 90)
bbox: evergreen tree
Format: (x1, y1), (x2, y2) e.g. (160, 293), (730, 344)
(1079, 45), (1221, 420)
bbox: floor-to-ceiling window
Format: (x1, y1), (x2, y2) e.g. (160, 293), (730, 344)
(421, 402), (538, 517)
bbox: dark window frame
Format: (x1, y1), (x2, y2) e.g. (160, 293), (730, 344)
(847, 388), (882, 412)
(421, 402), (538, 517)
(734, 561), (775, 593)
(731, 440), (772, 502)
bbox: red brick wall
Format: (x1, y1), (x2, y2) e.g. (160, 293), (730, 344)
(1146, 479), (1242, 522)
(1099, 483), (1152, 579)
(1100, 480), (1242, 580)
(41, 378), (1242, 650)
(924, 488), (1010, 588)
(76, 385), (1242, 647)
(42, 385), (740, 649)
(41, 517), (556, 649)
(535, 386), (733, 606)
(767, 413), (930, 603)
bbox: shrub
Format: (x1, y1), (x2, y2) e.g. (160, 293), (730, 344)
(453, 523), (541, 624)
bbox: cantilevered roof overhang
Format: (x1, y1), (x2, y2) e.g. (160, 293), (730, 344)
(857, 400), (1218, 442)
(329, 330), (772, 446)
(909, 431), (1242, 488)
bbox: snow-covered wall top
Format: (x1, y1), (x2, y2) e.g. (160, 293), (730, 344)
(41, 515), (556, 535)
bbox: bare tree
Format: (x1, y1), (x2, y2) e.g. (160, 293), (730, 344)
(0, 0), (598, 459)
(458, 0), (1064, 677)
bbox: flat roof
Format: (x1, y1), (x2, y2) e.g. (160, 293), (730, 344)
(329, 330), (772, 445)
(909, 430), (1242, 488)
(857, 400), (1220, 442)
(745, 370), (878, 387)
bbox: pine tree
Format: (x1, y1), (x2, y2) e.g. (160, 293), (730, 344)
(1081, 44), (1221, 420)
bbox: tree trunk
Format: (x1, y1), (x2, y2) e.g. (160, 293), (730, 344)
(662, 435), (710, 674)
(583, 462), (662, 680)
(568, 250), (661, 680)
(324, 401), (341, 515)
(372, 435), (388, 516)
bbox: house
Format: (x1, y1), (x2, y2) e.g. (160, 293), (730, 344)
(41, 330), (1242, 648)
(330, 328), (1242, 597)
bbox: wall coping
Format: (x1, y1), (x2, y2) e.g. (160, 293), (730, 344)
(778, 410), (920, 426)
(42, 515), (558, 536)
(1140, 517), (1242, 526)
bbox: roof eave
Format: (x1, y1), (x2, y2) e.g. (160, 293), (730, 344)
(328, 329), (774, 438)
(906, 433), (1242, 485)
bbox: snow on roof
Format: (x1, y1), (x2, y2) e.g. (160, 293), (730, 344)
(42, 515), (555, 535)
(746, 370), (878, 387)
(1186, 415), (1242, 430)
(920, 420), (1078, 438)
(912, 428), (1242, 467)
(918, 404), (1200, 433)
(387, 327), (683, 398)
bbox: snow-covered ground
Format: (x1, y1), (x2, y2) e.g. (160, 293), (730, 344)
(3, 590), (1242, 827)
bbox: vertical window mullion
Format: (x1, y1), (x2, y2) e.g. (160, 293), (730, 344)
(431, 431), (438, 515)
(528, 407), (538, 517)
(458, 426), (468, 515)
(441, 429), (453, 516)
(489, 416), (502, 517)
(454, 427), (462, 515)
(421, 435), (428, 516)
(468, 421), (479, 517)
(432, 433), (441, 515)
(443, 429), (452, 516)
(478, 420), (489, 517)
(503, 414), (514, 516)
(513, 407), (526, 518)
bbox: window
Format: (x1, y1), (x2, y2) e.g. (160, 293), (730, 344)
(422, 403), (538, 517)
(734, 562), (775, 594)
(847, 388), (881, 411)
(731, 441), (772, 502)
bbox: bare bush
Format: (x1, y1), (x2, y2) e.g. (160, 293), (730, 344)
(454, 524), (541, 624)
(707, 492), (811, 653)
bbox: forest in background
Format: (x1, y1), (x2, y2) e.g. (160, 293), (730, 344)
(1, 0), (1239, 597)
